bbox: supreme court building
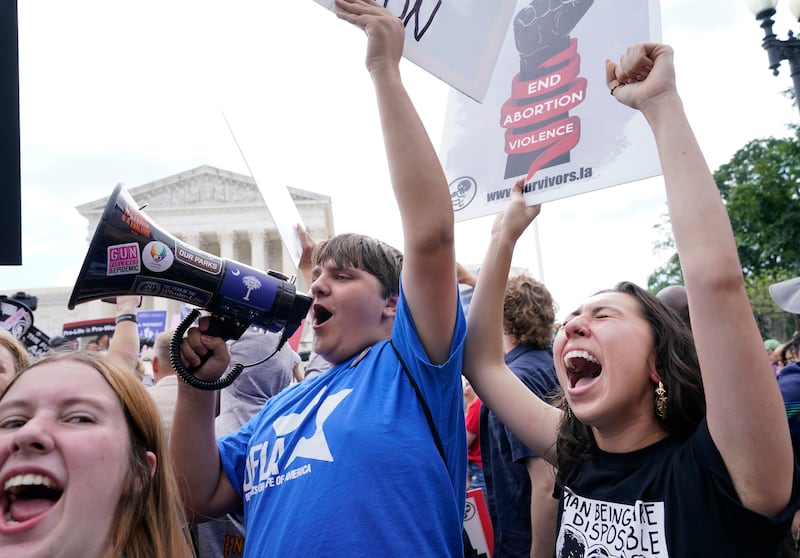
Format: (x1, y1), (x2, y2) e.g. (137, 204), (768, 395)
(14, 165), (334, 351)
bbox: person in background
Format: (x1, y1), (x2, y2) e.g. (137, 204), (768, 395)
(776, 336), (800, 461)
(766, 338), (784, 375)
(458, 265), (485, 494)
(48, 336), (78, 353)
(781, 336), (800, 371)
(482, 272), (560, 558)
(767, 338), (782, 355)
(291, 354), (304, 383)
(0, 351), (194, 557)
(463, 376), (477, 411)
(457, 263), (478, 321)
(464, 381), (485, 492)
(656, 284), (690, 330)
(771, 285), (800, 551)
(301, 350), (331, 381)
(139, 337), (157, 387)
(0, 331), (31, 392)
(171, 1), (466, 555)
(464, 42), (799, 556)
(148, 330), (180, 440)
(96, 333), (110, 352)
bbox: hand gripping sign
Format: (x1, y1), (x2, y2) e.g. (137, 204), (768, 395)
(312, 0), (517, 102)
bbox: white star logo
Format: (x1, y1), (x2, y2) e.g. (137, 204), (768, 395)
(272, 386), (352, 466)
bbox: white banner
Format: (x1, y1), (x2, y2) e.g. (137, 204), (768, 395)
(221, 110), (306, 269)
(312, 0), (516, 102)
(442, 0), (663, 222)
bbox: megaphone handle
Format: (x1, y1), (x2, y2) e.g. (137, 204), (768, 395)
(169, 309), (245, 391)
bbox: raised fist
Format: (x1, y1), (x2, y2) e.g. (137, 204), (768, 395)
(514, 0), (594, 57)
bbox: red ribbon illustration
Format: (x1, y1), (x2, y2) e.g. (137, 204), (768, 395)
(500, 38), (587, 182)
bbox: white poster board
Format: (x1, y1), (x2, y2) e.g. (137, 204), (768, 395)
(312, 0), (516, 102)
(221, 110), (305, 269)
(442, 0), (663, 222)
(464, 488), (493, 557)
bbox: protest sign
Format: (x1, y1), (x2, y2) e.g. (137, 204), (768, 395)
(62, 318), (116, 340)
(312, 0), (516, 102)
(137, 309), (167, 343)
(442, 0), (663, 222)
(220, 110), (306, 270)
(464, 487), (493, 557)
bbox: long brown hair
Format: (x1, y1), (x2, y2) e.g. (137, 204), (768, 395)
(6, 352), (195, 558)
(554, 281), (705, 483)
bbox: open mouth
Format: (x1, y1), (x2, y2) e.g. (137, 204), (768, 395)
(4, 474), (63, 524)
(564, 350), (602, 389)
(312, 304), (332, 327)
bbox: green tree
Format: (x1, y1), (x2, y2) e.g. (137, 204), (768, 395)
(647, 212), (682, 292)
(715, 133), (800, 278)
(648, 131), (800, 339)
(748, 270), (800, 341)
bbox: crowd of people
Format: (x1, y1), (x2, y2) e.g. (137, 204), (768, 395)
(2, 1), (800, 556)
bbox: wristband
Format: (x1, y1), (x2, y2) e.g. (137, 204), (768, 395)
(115, 313), (138, 325)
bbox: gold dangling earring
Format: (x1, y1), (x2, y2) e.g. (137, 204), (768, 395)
(655, 381), (667, 420)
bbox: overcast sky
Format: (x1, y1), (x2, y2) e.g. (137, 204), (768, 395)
(6, 0), (800, 320)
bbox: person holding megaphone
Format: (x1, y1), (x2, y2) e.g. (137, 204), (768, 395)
(171, 1), (469, 556)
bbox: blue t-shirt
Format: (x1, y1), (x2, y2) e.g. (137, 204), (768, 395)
(778, 363), (800, 461)
(217, 284), (467, 557)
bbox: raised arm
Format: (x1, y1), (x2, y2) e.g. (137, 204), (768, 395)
(105, 296), (142, 373)
(170, 317), (241, 520)
(296, 223), (316, 293)
(335, 0), (456, 363)
(456, 263), (478, 289)
(609, 43), (794, 515)
(462, 180), (561, 464)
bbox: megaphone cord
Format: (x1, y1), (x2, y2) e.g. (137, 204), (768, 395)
(243, 328), (292, 369)
(170, 309), (245, 391)
(169, 310), (293, 391)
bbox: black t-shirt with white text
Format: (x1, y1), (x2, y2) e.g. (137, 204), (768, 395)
(557, 420), (800, 558)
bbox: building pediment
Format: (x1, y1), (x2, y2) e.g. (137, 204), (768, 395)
(76, 165), (330, 217)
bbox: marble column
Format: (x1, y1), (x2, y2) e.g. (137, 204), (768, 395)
(281, 240), (296, 281)
(184, 232), (201, 251)
(250, 229), (266, 271)
(218, 231), (235, 260)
